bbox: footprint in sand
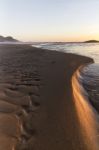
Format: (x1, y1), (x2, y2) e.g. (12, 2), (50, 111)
(0, 71), (42, 149)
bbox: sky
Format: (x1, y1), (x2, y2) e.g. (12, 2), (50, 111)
(0, 0), (99, 42)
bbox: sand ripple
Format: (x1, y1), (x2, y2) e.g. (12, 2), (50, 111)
(0, 46), (41, 149)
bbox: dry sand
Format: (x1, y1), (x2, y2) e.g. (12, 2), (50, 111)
(0, 45), (95, 150)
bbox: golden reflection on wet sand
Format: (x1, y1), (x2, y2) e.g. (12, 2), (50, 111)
(72, 68), (99, 150)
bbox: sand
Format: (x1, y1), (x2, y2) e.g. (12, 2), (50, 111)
(0, 44), (95, 150)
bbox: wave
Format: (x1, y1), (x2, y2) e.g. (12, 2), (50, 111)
(72, 65), (99, 150)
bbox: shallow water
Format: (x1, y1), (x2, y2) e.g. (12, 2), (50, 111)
(79, 64), (99, 113)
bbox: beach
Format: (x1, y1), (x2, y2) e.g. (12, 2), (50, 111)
(0, 44), (98, 150)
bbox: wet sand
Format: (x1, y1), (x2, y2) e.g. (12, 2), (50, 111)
(0, 44), (96, 150)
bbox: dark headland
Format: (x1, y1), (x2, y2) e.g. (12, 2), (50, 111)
(0, 35), (19, 42)
(0, 44), (98, 150)
(84, 40), (99, 43)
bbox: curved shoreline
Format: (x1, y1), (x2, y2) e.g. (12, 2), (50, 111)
(0, 44), (97, 150)
(72, 65), (99, 150)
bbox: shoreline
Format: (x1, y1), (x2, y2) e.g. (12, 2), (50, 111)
(0, 44), (97, 150)
(72, 66), (99, 150)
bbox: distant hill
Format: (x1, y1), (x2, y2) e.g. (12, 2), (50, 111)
(0, 35), (19, 42)
(84, 40), (99, 43)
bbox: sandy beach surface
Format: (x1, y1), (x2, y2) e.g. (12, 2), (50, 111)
(0, 44), (97, 150)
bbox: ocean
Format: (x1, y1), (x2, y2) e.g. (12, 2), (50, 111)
(32, 42), (99, 113)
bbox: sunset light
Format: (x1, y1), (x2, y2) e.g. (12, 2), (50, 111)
(0, 0), (99, 42)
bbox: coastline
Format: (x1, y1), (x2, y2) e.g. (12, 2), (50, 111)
(72, 66), (99, 150)
(0, 44), (97, 150)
